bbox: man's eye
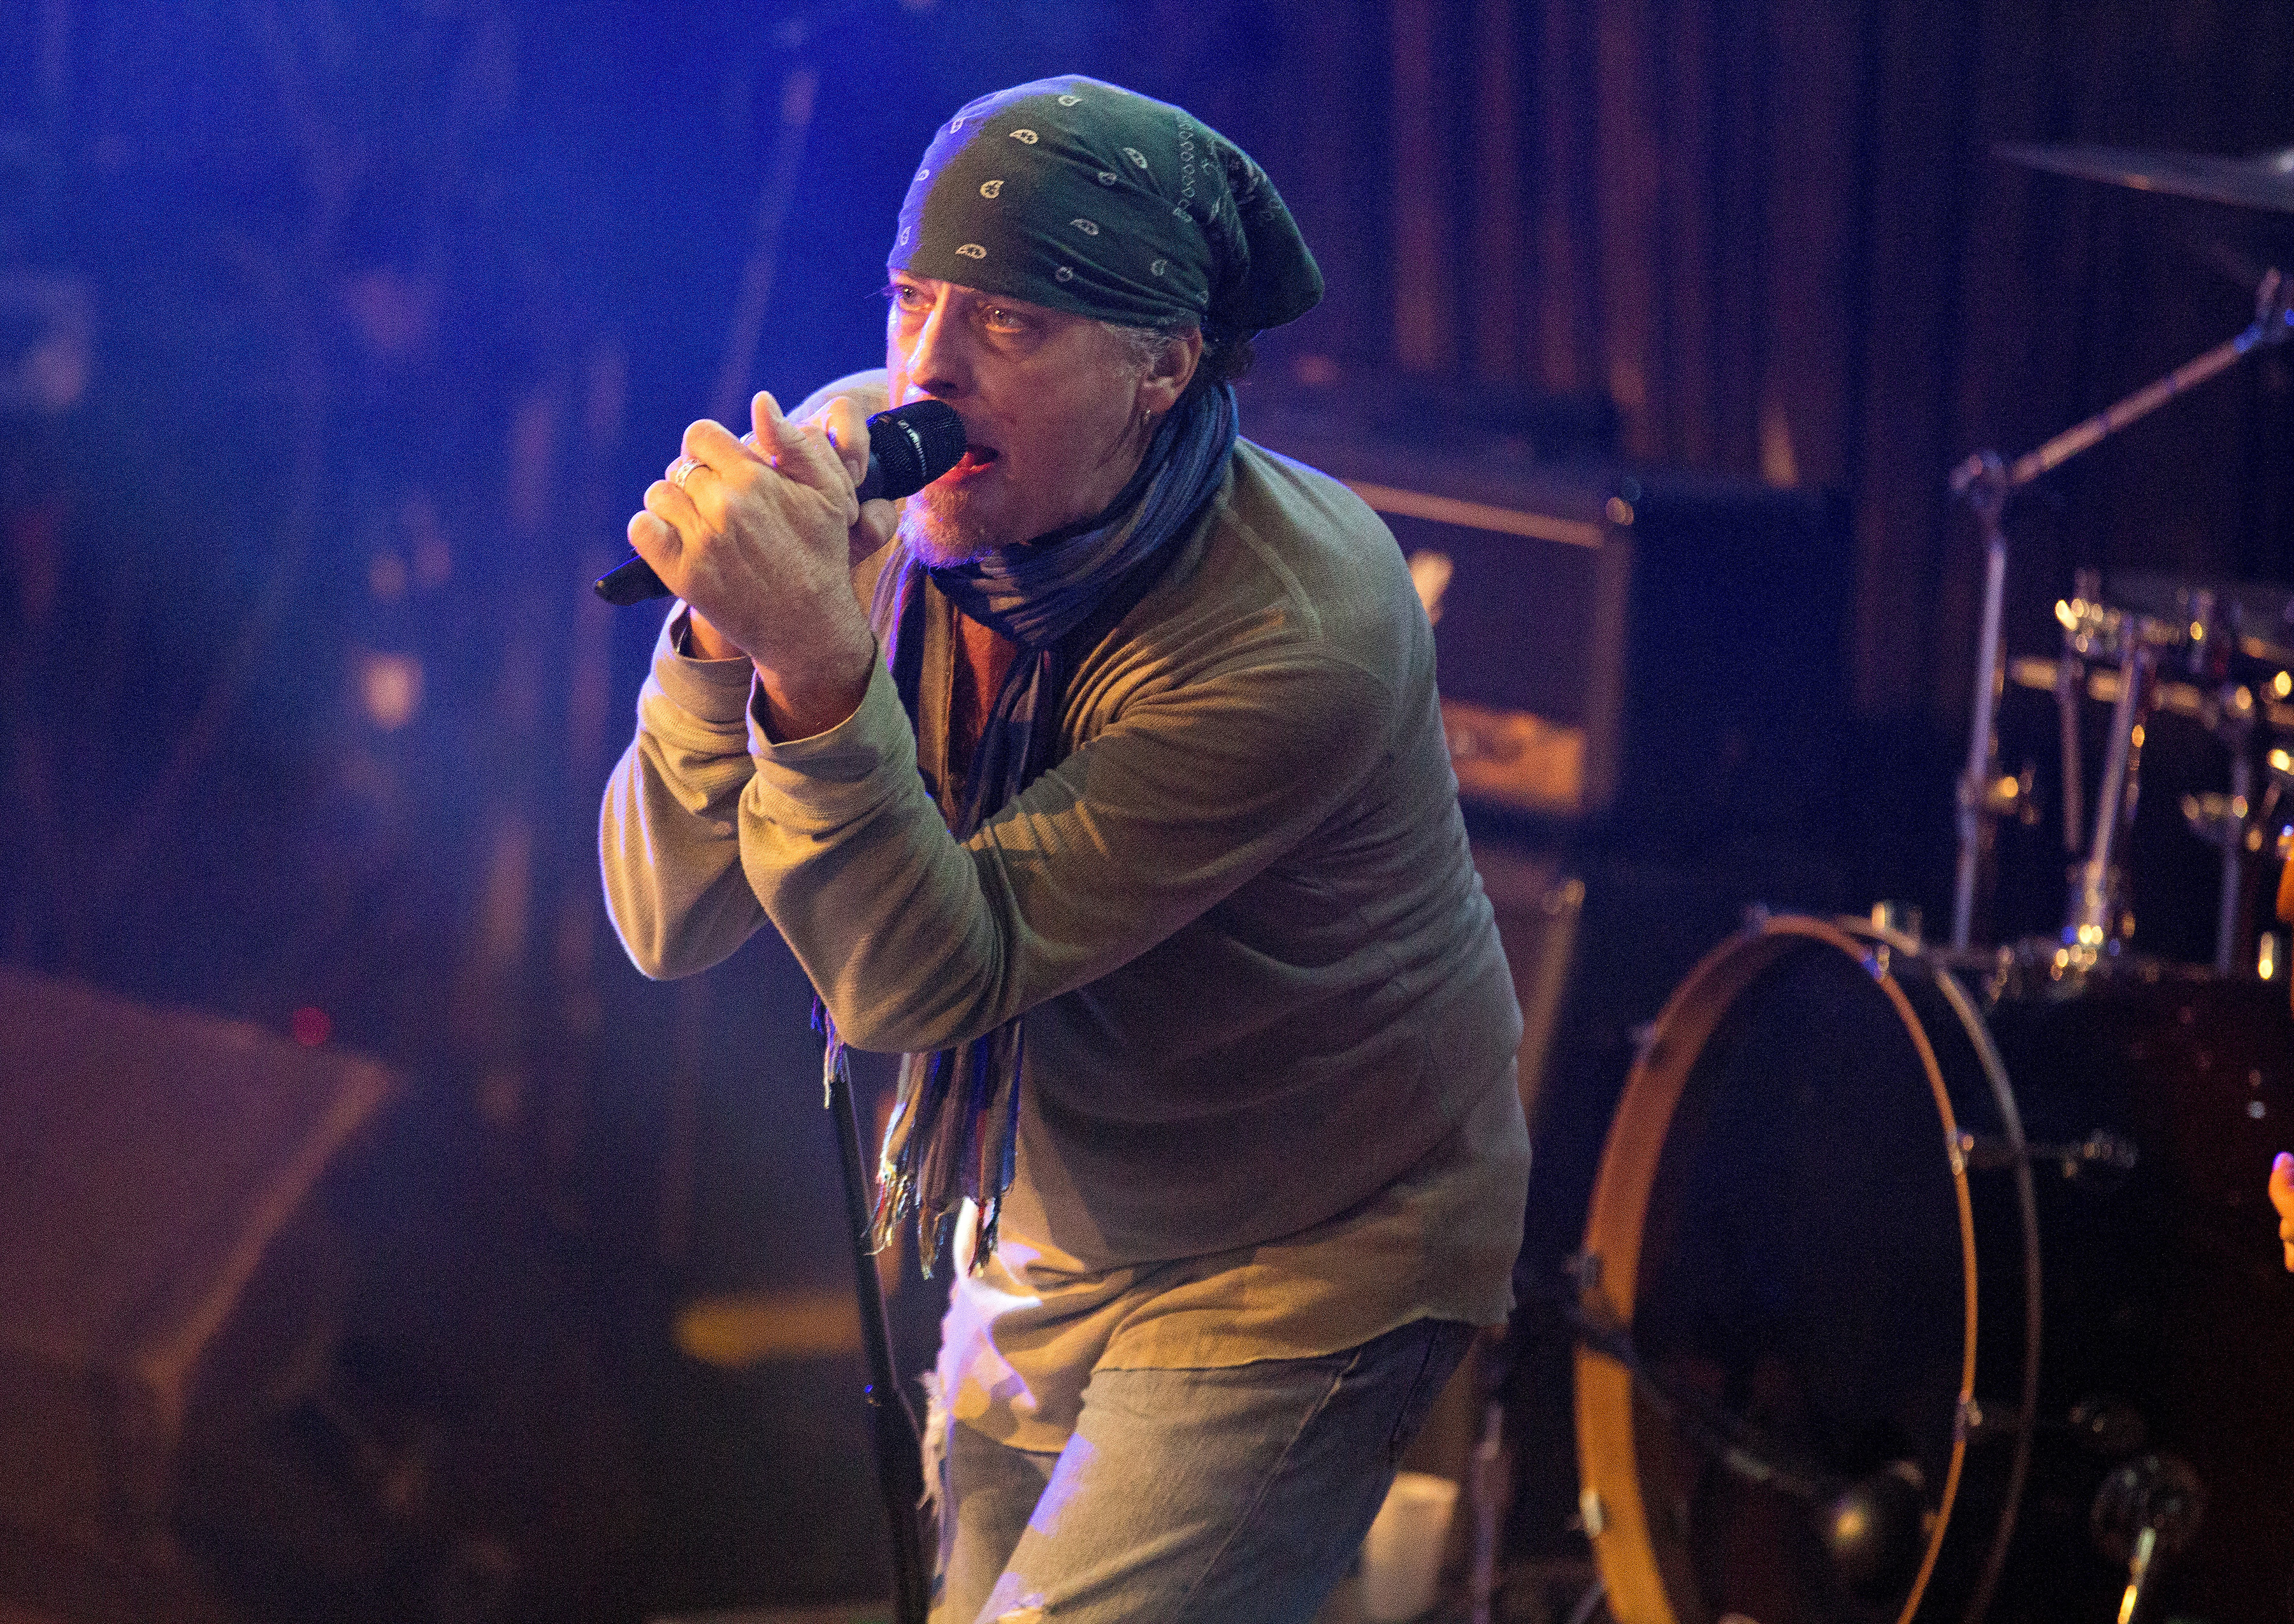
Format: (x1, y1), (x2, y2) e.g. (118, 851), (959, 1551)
(981, 306), (1027, 333)
(888, 284), (929, 312)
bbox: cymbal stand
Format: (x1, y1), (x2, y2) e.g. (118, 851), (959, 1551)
(2214, 720), (2253, 974)
(2056, 597), (2177, 958)
(1946, 268), (2294, 950)
(1949, 457), (2013, 950)
(2165, 589), (2259, 974)
(2055, 568), (2100, 854)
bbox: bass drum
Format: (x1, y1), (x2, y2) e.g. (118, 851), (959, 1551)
(1572, 914), (2294, 1624)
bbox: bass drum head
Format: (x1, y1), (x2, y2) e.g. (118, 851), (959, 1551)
(1575, 918), (2013, 1624)
(1576, 917), (2294, 1623)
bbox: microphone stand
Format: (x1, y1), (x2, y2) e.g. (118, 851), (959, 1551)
(823, 1033), (931, 1624)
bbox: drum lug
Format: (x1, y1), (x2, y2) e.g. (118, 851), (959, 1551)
(2052, 1128), (2139, 1183)
(1566, 1251), (1603, 1294)
(1578, 1486), (1607, 1539)
(1953, 1127), (2139, 1182)
(1957, 1396), (2019, 1444)
(2068, 1396), (2148, 1458)
(1961, 1394), (2151, 1453)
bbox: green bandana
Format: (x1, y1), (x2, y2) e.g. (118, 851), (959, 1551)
(888, 75), (1322, 339)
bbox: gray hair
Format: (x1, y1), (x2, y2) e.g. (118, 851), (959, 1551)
(1099, 320), (1253, 396)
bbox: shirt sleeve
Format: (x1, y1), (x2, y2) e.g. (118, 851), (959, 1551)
(598, 613), (772, 979)
(735, 635), (1397, 1054)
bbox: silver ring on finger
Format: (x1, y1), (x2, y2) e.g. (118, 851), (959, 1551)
(668, 455), (702, 491)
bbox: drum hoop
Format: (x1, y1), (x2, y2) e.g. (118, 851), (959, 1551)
(1866, 924), (2043, 1624)
(1573, 915), (1981, 1624)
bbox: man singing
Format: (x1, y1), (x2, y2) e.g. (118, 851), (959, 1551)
(602, 76), (1529, 1623)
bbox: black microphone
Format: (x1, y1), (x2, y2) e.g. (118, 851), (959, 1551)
(593, 398), (966, 605)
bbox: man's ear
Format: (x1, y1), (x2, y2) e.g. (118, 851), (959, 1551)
(1139, 328), (1204, 415)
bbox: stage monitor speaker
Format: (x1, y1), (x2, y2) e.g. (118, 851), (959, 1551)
(1248, 397), (1853, 868)
(0, 967), (398, 1621)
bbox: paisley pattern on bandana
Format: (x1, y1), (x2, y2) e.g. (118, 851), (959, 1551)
(889, 75), (1322, 339)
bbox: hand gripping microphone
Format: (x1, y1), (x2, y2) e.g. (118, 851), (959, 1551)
(593, 398), (966, 605)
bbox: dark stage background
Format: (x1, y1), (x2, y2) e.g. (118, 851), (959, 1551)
(3, 1), (2293, 1620)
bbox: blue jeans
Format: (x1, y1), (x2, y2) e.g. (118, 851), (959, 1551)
(930, 1317), (1477, 1624)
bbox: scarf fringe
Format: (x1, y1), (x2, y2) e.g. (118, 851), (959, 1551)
(860, 1031), (1023, 1277)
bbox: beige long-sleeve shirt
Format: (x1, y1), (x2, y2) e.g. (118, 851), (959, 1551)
(602, 419), (1529, 1450)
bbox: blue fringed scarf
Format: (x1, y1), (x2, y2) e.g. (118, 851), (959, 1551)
(817, 379), (1239, 1272)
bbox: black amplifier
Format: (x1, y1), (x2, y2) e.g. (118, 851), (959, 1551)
(1247, 395), (1852, 863)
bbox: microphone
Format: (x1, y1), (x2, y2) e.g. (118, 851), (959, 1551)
(593, 398), (966, 605)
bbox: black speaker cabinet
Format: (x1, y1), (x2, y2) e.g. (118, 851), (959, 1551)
(1247, 397), (1853, 870)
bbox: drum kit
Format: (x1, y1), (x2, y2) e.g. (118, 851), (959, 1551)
(1568, 142), (2294, 1624)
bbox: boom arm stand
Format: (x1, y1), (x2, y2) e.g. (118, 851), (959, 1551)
(1945, 269), (2293, 950)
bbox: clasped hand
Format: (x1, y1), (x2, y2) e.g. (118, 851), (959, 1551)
(2272, 1151), (2294, 1273)
(628, 390), (898, 738)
